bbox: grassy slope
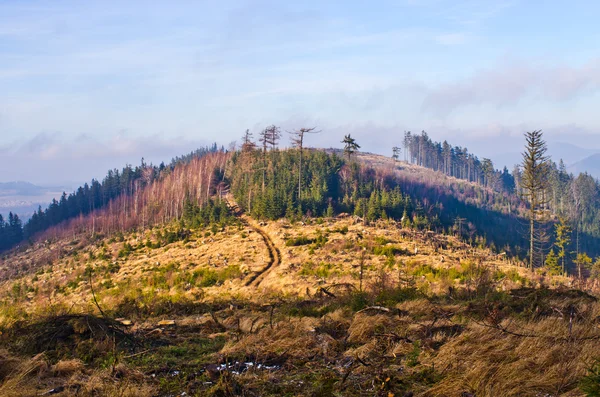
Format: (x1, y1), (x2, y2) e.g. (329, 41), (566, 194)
(0, 155), (596, 397)
(2, 211), (595, 396)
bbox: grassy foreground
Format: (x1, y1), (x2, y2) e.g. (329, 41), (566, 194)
(0, 216), (598, 396)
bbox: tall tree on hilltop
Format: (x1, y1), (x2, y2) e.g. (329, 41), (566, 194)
(392, 146), (401, 162)
(289, 127), (319, 203)
(264, 125), (281, 150)
(258, 125), (281, 192)
(342, 134), (360, 160)
(241, 129), (256, 152)
(521, 130), (550, 271)
(259, 128), (270, 192)
(403, 131), (412, 162)
(481, 158), (494, 188)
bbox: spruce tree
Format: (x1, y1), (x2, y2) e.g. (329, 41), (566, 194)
(342, 134), (360, 160)
(392, 146), (400, 162)
(554, 217), (572, 275)
(289, 127), (319, 205)
(521, 130), (550, 271)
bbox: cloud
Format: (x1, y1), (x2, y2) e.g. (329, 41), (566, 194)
(0, 132), (213, 184)
(422, 59), (600, 114)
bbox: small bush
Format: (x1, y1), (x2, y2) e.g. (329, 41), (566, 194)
(286, 235), (314, 246)
(581, 359), (600, 396)
(373, 245), (406, 257)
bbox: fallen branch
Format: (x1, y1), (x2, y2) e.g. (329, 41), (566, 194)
(123, 348), (155, 359)
(320, 287), (336, 298)
(356, 306), (390, 314)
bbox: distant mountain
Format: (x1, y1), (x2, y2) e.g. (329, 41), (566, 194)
(0, 181), (47, 197)
(491, 142), (599, 174)
(547, 142), (599, 166)
(568, 153), (600, 179)
(0, 181), (69, 220)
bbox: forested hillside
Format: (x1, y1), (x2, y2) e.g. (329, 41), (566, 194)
(0, 213), (23, 251)
(1, 133), (600, 397)
(22, 145), (223, 240)
(402, 131), (600, 259)
(31, 151), (230, 243)
(2, 130), (600, 274)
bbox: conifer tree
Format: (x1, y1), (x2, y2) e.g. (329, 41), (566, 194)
(576, 253), (593, 279)
(241, 129), (256, 152)
(545, 249), (561, 275)
(521, 130), (550, 271)
(554, 217), (572, 275)
(342, 134), (360, 160)
(289, 127), (319, 203)
(392, 146), (400, 162)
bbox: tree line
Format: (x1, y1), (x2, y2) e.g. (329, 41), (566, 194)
(2, 125), (599, 279)
(27, 151), (230, 243)
(22, 145), (222, 242)
(399, 128), (600, 274)
(228, 127), (536, 256)
(0, 213), (23, 251)
(402, 131), (515, 193)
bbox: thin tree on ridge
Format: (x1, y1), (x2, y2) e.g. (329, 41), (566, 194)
(342, 134), (360, 160)
(521, 130), (550, 271)
(289, 127), (319, 203)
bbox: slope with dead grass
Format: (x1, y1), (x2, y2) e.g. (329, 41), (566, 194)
(0, 212), (592, 396)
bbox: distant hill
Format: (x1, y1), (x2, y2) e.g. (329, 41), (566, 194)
(492, 142), (599, 175)
(0, 181), (48, 197)
(548, 142), (599, 165)
(0, 181), (68, 220)
(568, 153), (600, 179)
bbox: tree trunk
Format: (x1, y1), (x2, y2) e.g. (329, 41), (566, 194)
(530, 206), (535, 271)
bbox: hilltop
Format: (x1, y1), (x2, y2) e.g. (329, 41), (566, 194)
(0, 146), (599, 396)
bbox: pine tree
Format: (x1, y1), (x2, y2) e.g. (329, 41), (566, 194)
(554, 217), (572, 275)
(342, 134), (360, 160)
(545, 248), (561, 275)
(289, 127), (319, 205)
(392, 146), (401, 162)
(575, 253), (593, 279)
(521, 130), (550, 271)
(241, 129), (256, 152)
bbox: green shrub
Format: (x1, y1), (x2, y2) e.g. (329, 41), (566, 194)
(286, 235), (314, 246)
(299, 261), (337, 278)
(581, 359), (600, 396)
(117, 242), (134, 258)
(373, 245), (406, 257)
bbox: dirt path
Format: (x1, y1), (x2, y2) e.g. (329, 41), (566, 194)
(223, 193), (281, 288)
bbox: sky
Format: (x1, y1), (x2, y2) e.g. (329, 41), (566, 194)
(1, 0), (600, 185)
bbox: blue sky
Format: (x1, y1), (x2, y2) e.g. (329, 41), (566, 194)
(1, 0), (600, 184)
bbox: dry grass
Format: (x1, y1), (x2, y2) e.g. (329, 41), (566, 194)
(0, 211), (597, 395)
(427, 317), (600, 397)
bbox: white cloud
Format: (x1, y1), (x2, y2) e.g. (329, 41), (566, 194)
(421, 59), (600, 115)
